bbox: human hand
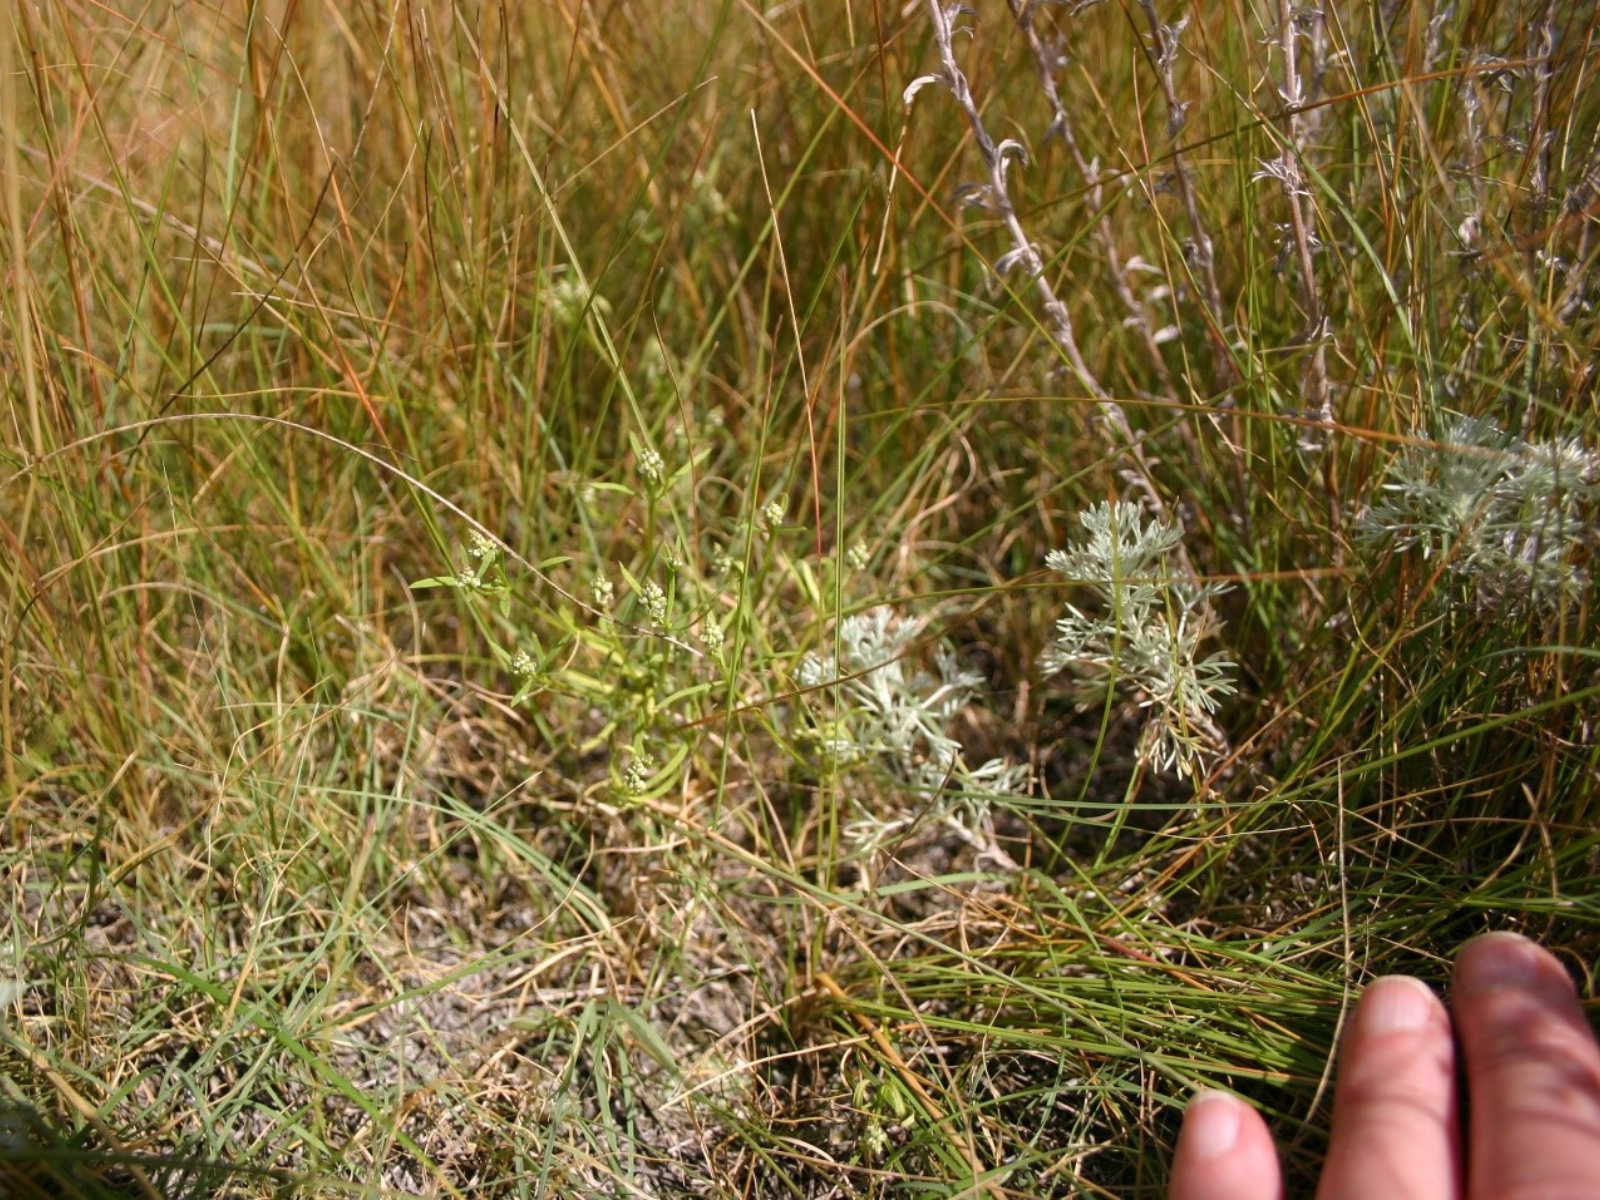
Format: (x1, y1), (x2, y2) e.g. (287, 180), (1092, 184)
(1168, 931), (1600, 1200)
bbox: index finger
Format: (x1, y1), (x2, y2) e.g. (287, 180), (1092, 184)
(1453, 932), (1600, 1200)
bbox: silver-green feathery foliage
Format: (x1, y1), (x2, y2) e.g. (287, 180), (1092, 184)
(1043, 502), (1235, 778)
(799, 608), (1027, 820)
(1361, 416), (1599, 612)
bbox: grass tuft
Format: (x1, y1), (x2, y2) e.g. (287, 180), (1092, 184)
(2, 1), (1597, 1196)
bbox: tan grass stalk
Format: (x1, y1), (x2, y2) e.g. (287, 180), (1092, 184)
(1132, 0), (1235, 387)
(1003, 0), (1180, 405)
(1269, 0), (1332, 427)
(918, 0), (1182, 530)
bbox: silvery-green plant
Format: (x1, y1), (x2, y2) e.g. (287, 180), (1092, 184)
(799, 608), (1027, 852)
(1043, 502), (1235, 778)
(1360, 415), (1599, 612)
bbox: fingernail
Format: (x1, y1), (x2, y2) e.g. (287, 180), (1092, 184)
(1184, 1091), (1242, 1159)
(1359, 975), (1437, 1035)
(1457, 931), (1545, 993)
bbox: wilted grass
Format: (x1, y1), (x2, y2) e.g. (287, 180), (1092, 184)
(2, 1), (1597, 1196)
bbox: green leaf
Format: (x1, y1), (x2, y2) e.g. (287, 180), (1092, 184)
(609, 1000), (679, 1076)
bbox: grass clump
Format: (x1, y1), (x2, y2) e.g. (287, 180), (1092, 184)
(1, 1), (1597, 1197)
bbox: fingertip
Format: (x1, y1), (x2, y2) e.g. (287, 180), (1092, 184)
(1170, 1091), (1281, 1200)
(1354, 974), (1444, 1037)
(1455, 930), (1574, 998)
(1315, 974), (1458, 1200)
(1184, 1091), (1245, 1160)
(1451, 932), (1600, 1200)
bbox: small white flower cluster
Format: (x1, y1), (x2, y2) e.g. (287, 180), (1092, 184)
(428, 530), (506, 594)
(543, 272), (609, 329)
(702, 620), (725, 655)
(639, 579), (668, 626)
(1042, 502), (1236, 777)
(1360, 416), (1599, 612)
(638, 446), (665, 489)
(799, 608), (1027, 815)
(622, 750), (656, 796)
